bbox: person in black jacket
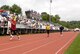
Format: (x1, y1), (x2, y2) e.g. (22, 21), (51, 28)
(59, 26), (64, 36)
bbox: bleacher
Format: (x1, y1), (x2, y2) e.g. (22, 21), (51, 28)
(0, 10), (64, 35)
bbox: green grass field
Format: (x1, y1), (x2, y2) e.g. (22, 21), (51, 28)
(64, 33), (80, 54)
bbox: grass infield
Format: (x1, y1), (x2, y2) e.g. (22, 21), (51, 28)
(65, 33), (80, 54)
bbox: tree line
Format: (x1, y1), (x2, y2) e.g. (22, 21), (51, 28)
(41, 12), (80, 29)
(0, 4), (22, 14)
(59, 21), (80, 29)
(41, 12), (60, 23)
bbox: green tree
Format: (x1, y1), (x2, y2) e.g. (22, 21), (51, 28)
(0, 5), (10, 10)
(59, 21), (80, 29)
(10, 4), (22, 14)
(54, 14), (60, 23)
(41, 12), (49, 21)
(51, 16), (56, 23)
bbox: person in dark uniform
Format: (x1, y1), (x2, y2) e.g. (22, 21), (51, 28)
(59, 26), (64, 36)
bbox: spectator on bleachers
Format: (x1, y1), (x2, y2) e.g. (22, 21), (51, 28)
(7, 16), (11, 34)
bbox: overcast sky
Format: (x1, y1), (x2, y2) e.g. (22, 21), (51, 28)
(0, 0), (80, 21)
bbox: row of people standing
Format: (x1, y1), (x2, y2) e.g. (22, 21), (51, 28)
(46, 24), (64, 37)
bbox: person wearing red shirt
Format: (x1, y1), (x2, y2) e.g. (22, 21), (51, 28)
(10, 16), (20, 40)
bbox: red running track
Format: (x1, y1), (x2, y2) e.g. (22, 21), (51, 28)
(0, 32), (79, 54)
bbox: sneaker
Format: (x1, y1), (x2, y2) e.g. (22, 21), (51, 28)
(10, 38), (12, 40)
(10, 35), (14, 40)
(10, 35), (14, 37)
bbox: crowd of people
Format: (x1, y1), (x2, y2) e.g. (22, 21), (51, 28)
(0, 10), (65, 40)
(0, 10), (60, 31)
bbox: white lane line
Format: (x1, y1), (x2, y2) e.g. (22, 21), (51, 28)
(22, 36), (64, 54)
(0, 33), (57, 46)
(0, 36), (42, 46)
(55, 34), (76, 54)
(22, 41), (54, 54)
(0, 37), (49, 52)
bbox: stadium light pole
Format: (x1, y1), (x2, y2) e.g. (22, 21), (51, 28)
(49, 0), (52, 23)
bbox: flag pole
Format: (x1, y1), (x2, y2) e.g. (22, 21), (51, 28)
(49, 0), (52, 23)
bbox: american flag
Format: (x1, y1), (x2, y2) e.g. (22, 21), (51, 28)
(50, 0), (52, 3)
